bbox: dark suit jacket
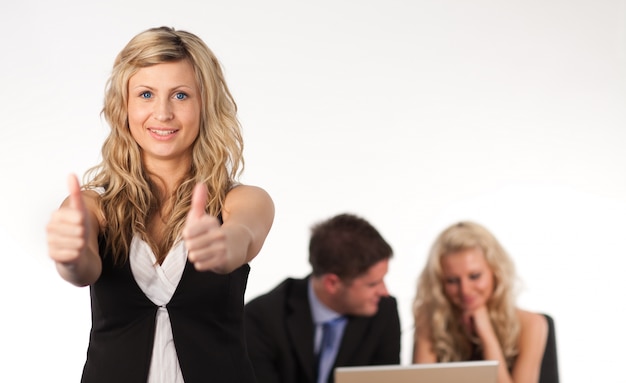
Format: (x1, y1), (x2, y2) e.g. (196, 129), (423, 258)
(244, 276), (401, 383)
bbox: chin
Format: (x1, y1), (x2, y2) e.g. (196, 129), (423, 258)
(463, 303), (483, 312)
(362, 306), (379, 317)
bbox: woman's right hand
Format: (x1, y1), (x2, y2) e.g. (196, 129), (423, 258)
(47, 174), (90, 265)
(46, 174), (102, 286)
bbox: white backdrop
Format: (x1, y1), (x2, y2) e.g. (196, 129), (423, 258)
(2, 0), (625, 381)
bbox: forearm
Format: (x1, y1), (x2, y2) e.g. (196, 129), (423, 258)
(218, 223), (255, 274)
(413, 315), (437, 363)
(481, 337), (513, 383)
(217, 184), (274, 274)
(55, 241), (102, 287)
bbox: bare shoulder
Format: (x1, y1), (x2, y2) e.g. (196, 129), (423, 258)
(60, 188), (102, 210)
(224, 184), (275, 221)
(516, 309), (549, 348)
(227, 184), (271, 198)
(226, 184), (274, 209)
(82, 189), (102, 202)
(517, 309), (547, 330)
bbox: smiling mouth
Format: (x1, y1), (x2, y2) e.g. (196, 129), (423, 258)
(149, 129), (177, 136)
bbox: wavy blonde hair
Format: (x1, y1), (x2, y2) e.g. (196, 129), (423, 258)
(413, 221), (520, 369)
(84, 26), (243, 265)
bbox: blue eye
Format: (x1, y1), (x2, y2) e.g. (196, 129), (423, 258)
(175, 92), (187, 100)
(140, 91), (152, 99)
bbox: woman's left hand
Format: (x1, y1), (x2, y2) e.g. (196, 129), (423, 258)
(182, 183), (229, 272)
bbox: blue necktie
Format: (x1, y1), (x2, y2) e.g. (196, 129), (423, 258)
(317, 317), (346, 383)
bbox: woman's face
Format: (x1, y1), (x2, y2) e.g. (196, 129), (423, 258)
(440, 247), (495, 312)
(127, 60), (201, 169)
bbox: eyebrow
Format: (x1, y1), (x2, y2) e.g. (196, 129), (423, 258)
(131, 84), (196, 90)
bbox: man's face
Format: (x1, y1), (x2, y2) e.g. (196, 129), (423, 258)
(334, 259), (390, 316)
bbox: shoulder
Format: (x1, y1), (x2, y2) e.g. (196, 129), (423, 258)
(223, 183), (274, 221)
(82, 188), (102, 202)
(226, 183), (273, 203)
(378, 295), (399, 311)
(61, 188), (101, 207)
(370, 296), (401, 326)
(516, 309), (549, 348)
(517, 309), (548, 331)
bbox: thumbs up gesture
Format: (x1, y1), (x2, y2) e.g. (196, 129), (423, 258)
(183, 183), (228, 272)
(47, 174), (90, 265)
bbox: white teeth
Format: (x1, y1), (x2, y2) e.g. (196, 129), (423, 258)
(151, 129), (175, 136)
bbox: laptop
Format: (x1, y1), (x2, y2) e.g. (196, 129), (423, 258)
(334, 360), (498, 383)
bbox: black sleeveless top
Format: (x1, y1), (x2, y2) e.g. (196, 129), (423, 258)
(80, 239), (257, 383)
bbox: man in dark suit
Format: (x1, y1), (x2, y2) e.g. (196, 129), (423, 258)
(244, 213), (401, 383)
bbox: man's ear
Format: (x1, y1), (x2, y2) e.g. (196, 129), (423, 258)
(322, 273), (341, 294)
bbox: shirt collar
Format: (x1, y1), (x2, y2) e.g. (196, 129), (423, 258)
(308, 276), (342, 325)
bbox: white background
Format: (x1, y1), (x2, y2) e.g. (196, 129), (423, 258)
(1, 0), (625, 381)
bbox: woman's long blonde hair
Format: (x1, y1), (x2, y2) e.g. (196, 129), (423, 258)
(84, 26), (243, 265)
(413, 221), (520, 369)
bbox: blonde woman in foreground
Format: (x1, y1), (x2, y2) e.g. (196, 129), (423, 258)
(46, 26), (274, 382)
(413, 221), (548, 383)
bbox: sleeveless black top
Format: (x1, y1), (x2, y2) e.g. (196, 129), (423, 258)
(80, 239), (257, 383)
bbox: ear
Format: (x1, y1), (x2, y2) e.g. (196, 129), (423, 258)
(322, 273), (341, 294)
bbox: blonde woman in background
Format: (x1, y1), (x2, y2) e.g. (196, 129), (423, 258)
(413, 221), (548, 383)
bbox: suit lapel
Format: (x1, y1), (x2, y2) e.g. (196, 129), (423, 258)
(334, 315), (369, 367)
(286, 277), (317, 383)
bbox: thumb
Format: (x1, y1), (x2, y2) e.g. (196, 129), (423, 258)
(67, 173), (85, 211)
(187, 183), (208, 221)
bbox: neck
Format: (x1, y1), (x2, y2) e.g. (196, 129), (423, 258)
(143, 157), (192, 196)
(312, 276), (338, 313)
(143, 162), (191, 229)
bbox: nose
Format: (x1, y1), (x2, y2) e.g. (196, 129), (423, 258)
(154, 98), (173, 121)
(378, 281), (389, 297)
(460, 279), (472, 297)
